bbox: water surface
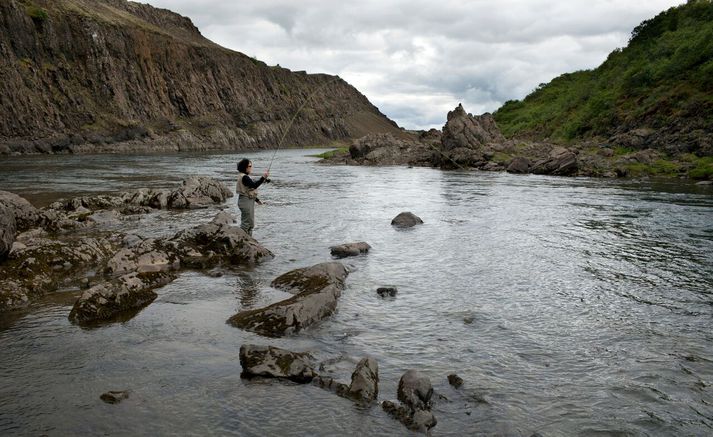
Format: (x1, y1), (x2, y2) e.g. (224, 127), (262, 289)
(1, 150), (712, 436)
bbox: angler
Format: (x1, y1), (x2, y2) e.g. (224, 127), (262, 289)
(236, 158), (269, 236)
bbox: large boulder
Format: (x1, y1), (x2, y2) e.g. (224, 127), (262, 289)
(532, 147), (578, 176)
(228, 262), (348, 337)
(0, 205), (16, 260)
(397, 369), (434, 411)
(0, 190), (39, 231)
(239, 344), (317, 383)
(436, 103), (506, 168)
(68, 271), (175, 324)
(391, 212), (423, 228)
(106, 238), (180, 275)
(329, 242), (371, 259)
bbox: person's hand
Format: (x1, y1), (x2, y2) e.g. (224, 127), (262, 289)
(263, 170), (270, 179)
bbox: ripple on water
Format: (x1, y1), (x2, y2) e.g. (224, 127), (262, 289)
(1, 150), (712, 435)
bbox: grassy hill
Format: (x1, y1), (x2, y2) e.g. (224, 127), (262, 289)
(494, 0), (713, 173)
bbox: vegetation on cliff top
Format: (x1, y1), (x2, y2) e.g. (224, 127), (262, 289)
(494, 0), (713, 150)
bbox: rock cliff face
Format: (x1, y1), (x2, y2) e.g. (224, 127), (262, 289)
(0, 0), (402, 154)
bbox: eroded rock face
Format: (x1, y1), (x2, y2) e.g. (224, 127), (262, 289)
(436, 104), (506, 169)
(68, 271), (175, 324)
(0, 205), (16, 260)
(532, 147), (578, 176)
(228, 262), (348, 337)
(391, 212), (423, 228)
(329, 242), (371, 259)
(239, 344), (317, 383)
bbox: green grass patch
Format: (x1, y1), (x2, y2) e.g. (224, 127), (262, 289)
(26, 5), (48, 22)
(688, 156), (713, 179)
(309, 147), (349, 159)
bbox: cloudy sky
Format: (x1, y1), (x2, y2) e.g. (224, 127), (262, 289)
(144, 0), (683, 130)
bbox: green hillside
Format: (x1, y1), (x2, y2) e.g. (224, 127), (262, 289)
(494, 0), (713, 158)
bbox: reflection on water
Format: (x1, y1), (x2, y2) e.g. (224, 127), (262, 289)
(0, 150), (712, 436)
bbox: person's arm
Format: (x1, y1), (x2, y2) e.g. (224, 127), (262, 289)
(242, 175), (265, 189)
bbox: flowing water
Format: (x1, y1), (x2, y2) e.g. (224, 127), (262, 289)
(1, 149), (712, 436)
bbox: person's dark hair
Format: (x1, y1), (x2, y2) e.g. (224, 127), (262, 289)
(237, 159), (251, 173)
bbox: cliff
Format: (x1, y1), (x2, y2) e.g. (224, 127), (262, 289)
(0, 0), (403, 154)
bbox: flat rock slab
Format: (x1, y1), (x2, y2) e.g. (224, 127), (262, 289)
(239, 344), (317, 383)
(391, 212), (423, 228)
(329, 242), (371, 259)
(228, 262), (348, 337)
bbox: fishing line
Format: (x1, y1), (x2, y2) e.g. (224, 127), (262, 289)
(267, 76), (342, 172)
(264, 75), (468, 172)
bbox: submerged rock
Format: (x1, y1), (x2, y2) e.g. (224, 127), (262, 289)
(239, 344), (317, 383)
(447, 373), (464, 388)
(329, 242), (371, 258)
(68, 271), (175, 324)
(100, 390), (130, 404)
(376, 287), (398, 297)
(228, 262), (348, 337)
(391, 212), (423, 228)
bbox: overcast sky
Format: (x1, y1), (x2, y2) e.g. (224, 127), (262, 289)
(143, 0), (683, 130)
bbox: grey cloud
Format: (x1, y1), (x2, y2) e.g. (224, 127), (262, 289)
(144, 0), (683, 129)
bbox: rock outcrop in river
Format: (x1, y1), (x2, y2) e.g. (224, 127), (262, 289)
(228, 262), (348, 337)
(0, 0), (403, 155)
(0, 177), (272, 315)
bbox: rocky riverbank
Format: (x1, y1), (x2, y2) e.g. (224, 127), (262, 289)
(320, 104), (713, 181)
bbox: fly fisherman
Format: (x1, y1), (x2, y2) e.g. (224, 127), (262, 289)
(236, 158), (269, 236)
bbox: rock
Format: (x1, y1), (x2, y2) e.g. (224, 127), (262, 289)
(0, 205), (16, 260)
(239, 344), (317, 383)
(695, 180), (713, 186)
(507, 157), (530, 174)
(376, 287), (398, 297)
(228, 262), (348, 337)
(211, 211), (236, 226)
(347, 357), (379, 402)
(100, 390), (129, 404)
(329, 242), (371, 259)
(68, 272), (175, 324)
(312, 376), (350, 396)
(436, 104), (506, 168)
(382, 400), (437, 433)
(447, 374), (464, 388)
(168, 176), (233, 208)
(106, 239), (180, 275)
(398, 370), (434, 411)
(171, 220), (273, 267)
(0, 190), (39, 231)
(270, 262), (348, 294)
(532, 147), (578, 176)
(391, 212), (423, 228)
(348, 133), (432, 166)
(411, 409), (438, 432)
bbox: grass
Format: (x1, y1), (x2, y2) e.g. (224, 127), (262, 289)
(26, 5), (48, 22)
(309, 147), (349, 159)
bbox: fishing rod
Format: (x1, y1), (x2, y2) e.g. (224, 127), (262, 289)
(266, 76), (343, 173)
(263, 75), (467, 172)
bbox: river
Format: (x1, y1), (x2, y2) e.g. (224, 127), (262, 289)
(1, 149), (712, 436)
